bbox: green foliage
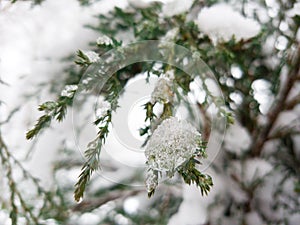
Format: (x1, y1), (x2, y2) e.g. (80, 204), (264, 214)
(178, 158), (213, 196)
(74, 112), (112, 201)
(26, 95), (73, 140)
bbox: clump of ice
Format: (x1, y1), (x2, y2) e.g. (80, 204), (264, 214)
(145, 117), (202, 173)
(196, 4), (261, 44)
(150, 75), (174, 104)
(60, 85), (78, 98)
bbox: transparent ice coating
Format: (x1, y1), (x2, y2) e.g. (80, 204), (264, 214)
(145, 117), (202, 173)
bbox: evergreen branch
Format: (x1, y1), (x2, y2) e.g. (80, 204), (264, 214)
(1, 110), (66, 223)
(26, 114), (51, 140)
(74, 112), (112, 202)
(74, 74), (122, 201)
(26, 92), (74, 140)
(74, 134), (107, 202)
(0, 134), (37, 224)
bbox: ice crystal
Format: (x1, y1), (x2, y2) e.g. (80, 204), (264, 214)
(150, 76), (174, 104)
(96, 35), (113, 46)
(145, 117), (202, 175)
(82, 51), (100, 63)
(61, 85), (78, 98)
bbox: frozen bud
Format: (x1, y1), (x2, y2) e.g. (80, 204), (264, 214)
(145, 169), (158, 194)
(145, 117), (202, 175)
(151, 77), (173, 104)
(96, 35), (113, 46)
(61, 85), (78, 98)
(82, 51), (100, 63)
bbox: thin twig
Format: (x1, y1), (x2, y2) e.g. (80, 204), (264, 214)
(72, 189), (142, 212)
(197, 103), (211, 141)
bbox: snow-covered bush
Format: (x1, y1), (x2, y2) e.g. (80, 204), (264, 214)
(1, 0), (300, 224)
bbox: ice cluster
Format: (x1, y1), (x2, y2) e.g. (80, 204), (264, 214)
(145, 117), (202, 174)
(151, 75), (174, 104)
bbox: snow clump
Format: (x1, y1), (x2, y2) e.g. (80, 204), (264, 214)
(196, 4), (261, 44)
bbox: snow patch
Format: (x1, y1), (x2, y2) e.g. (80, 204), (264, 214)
(196, 3), (261, 44)
(224, 122), (251, 155)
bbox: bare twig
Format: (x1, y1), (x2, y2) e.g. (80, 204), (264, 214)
(72, 189), (142, 212)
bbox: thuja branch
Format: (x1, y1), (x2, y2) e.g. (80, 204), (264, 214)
(0, 131), (63, 224)
(177, 158), (213, 196)
(74, 74), (122, 201)
(26, 91), (76, 140)
(0, 106), (67, 223)
(74, 113), (111, 202)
